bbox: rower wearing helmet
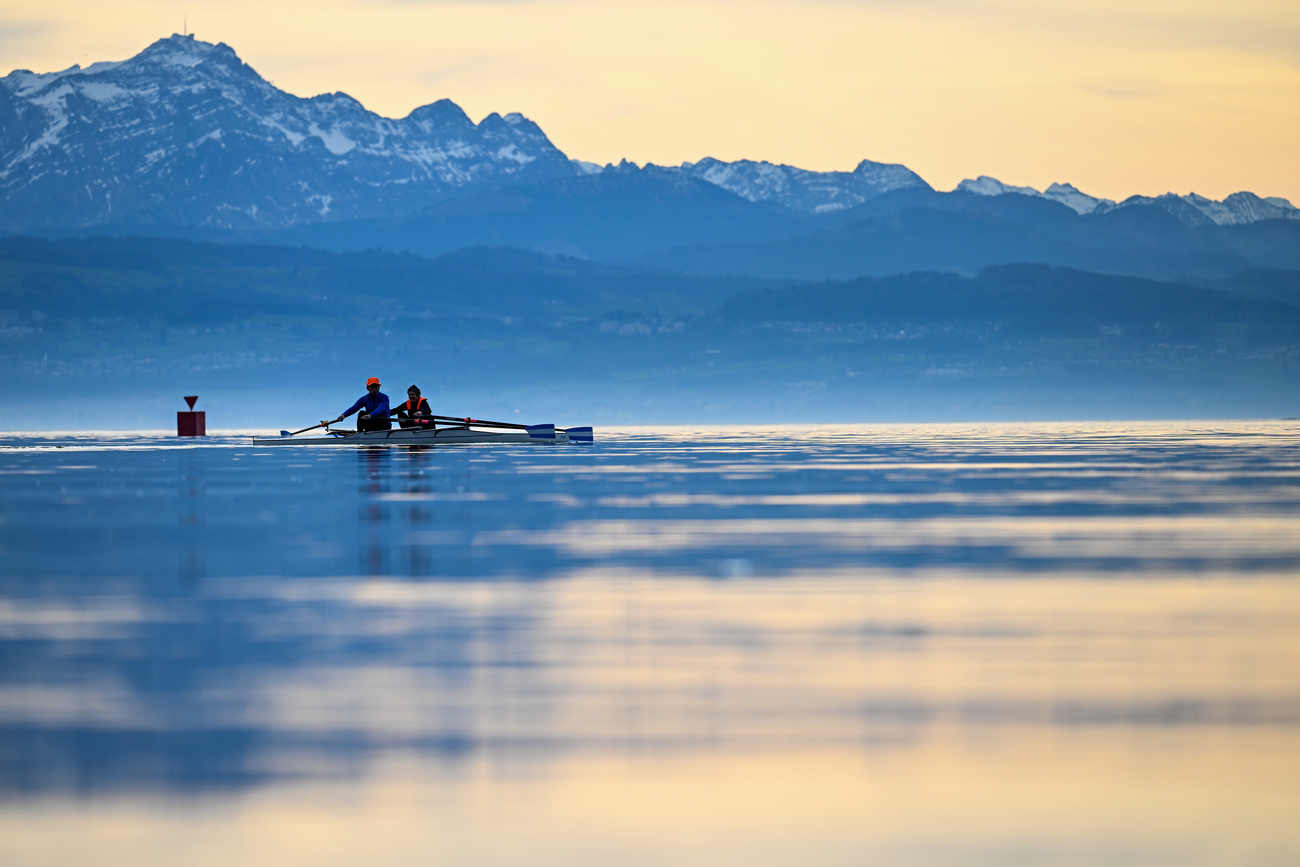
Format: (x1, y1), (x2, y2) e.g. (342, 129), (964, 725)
(395, 385), (433, 429)
(325, 377), (391, 431)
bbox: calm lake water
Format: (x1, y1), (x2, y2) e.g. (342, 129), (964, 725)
(1, 422), (1298, 866)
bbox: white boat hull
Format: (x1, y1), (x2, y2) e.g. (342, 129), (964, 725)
(251, 424), (591, 446)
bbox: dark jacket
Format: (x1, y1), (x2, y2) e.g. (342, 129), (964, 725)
(395, 396), (431, 417)
(342, 391), (390, 419)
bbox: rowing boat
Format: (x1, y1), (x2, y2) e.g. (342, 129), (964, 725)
(251, 423), (593, 446)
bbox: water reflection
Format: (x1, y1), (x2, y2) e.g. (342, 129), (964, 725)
(0, 423), (1298, 864)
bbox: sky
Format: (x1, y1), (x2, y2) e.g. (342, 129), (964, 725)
(2, 0), (1298, 203)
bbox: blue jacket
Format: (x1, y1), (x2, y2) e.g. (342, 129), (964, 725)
(342, 391), (390, 419)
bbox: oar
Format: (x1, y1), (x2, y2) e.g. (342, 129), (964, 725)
(429, 414), (584, 432)
(429, 414), (531, 431)
(282, 421), (332, 437)
(438, 417), (592, 442)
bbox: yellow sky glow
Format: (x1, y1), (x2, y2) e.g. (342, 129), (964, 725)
(2, 0), (1298, 202)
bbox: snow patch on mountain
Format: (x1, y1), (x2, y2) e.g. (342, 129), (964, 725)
(496, 144), (534, 165)
(262, 117), (306, 147)
(308, 124), (356, 155)
(77, 81), (128, 102)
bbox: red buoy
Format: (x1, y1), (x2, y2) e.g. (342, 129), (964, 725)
(178, 395), (206, 437)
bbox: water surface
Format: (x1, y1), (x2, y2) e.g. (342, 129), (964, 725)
(1, 423), (1298, 865)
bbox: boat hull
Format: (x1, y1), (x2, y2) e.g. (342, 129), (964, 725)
(251, 425), (586, 446)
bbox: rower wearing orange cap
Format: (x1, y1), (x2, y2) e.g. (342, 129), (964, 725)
(325, 377), (391, 431)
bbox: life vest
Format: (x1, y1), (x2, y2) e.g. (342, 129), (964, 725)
(403, 397), (428, 415)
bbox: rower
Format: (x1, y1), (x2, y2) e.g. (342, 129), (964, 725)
(325, 377), (391, 431)
(395, 385), (433, 429)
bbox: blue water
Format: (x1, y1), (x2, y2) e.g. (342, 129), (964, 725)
(2, 423), (1299, 865)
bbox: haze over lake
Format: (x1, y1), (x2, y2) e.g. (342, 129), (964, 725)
(2, 423), (1298, 865)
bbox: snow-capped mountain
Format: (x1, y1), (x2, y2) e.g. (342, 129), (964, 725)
(0, 34), (578, 229)
(3, 34), (1294, 236)
(957, 175), (1298, 225)
(679, 157), (930, 213)
(1116, 191), (1300, 226)
(957, 176), (1117, 215)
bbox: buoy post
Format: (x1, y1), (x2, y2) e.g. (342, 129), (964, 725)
(178, 395), (206, 437)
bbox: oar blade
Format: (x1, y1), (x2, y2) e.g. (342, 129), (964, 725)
(566, 426), (594, 443)
(526, 424), (557, 442)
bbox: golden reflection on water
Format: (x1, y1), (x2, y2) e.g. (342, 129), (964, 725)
(4, 736), (1299, 867)
(4, 572), (1299, 865)
(263, 572), (1300, 739)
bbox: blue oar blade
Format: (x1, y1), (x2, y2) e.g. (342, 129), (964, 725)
(280, 430), (291, 437)
(566, 426), (594, 443)
(526, 424), (557, 441)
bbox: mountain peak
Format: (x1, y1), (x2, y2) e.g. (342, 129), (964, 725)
(1, 34), (246, 100)
(958, 176), (1115, 215)
(0, 35), (579, 230)
(957, 176), (1039, 198)
(135, 34), (239, 69)
(405, 98), (473, 128)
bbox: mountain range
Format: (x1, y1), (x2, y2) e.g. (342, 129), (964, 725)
(3, 34), (1296, 239)
(956, 176), (1300, 226)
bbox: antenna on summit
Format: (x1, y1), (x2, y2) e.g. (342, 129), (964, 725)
(183, 15), (188, 37)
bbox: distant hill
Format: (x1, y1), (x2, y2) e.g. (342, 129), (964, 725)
(720, 264), (1300, 342)
(2, 236), (1297, 422)
(0, 234), (767, 322)
(1200, 269), (1300, 308)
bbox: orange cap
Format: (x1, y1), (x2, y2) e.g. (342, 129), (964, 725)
(366, 377), (381, 387)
